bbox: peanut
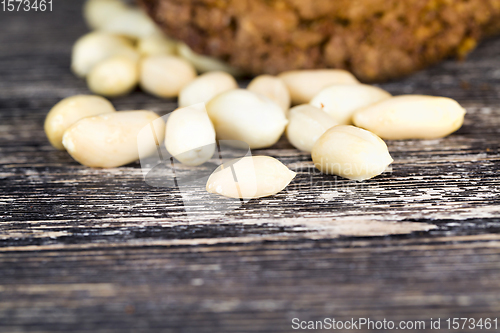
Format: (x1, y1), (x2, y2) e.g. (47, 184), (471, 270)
(206, 156), (296, 199)
(177, 42), (244, 77)
(310, 84), (391, 125)
(62, 111), (165, 168)
(45, 95), (115, 150)
(165, 104), (216, 166)
(137, 33), (178, 57)
(83, 0), (128, 30)
(278, 69), (359, 105)
(352, 95), (466, 140)
(286, 105), (337, 152)
(71, 32), (138, 78)
(312, 125), (393, 180)
(247, 75), (291, 114)
(178, 71), (237, 108)
(206, 89), (288, 149)
(87, 56), (139, 97)
(139, 55), (197, 98)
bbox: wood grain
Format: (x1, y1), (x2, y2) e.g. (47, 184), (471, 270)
(1, 1), (500, 332)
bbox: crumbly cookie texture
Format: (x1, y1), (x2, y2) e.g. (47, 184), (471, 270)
(138, 0), (500, 81)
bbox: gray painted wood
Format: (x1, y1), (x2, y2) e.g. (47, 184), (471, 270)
(1, 1), (500, 332)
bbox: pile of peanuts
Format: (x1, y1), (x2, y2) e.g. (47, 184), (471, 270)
(73, 0), (242, 98)
(44, 0), (467, 199)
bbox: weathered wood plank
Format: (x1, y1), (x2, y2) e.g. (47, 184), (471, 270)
(1, 1), (500, 332)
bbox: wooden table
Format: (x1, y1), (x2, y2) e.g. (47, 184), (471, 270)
(1, 1), (500, 332)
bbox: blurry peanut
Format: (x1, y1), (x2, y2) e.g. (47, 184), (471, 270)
(87, 56), (139, 97)
(71, 32), (138, 78)
(177, 42), (244, 77)
(140, 55), (197, 98)
(278, 69), (359, 105)
(138, 33), (178, 57)
(99, 7), (158, 39)
(83, 0), (128, 30)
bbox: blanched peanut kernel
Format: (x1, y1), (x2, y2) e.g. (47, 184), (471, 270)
(45, 95), (116, 150)
(62, 111), (165, 168)
(286, 105), (337, 152)
(178, 71), (238, 108)
(206, 156), (296, 199)
(87, 56), (139, 97)
(177, 42), (244, 77)
(352, 95), (466, 140)
(140, 55), (197, 98)
(138, 33), (178, 57)
(312, 125), (393, 180)
(165, 105), (216, 166)
(71, 32), (139, 78)
(99, 7), (158, 39)
(247, 75), (291, 114)
(310, 84), (391, 125)
(278, 69), (360, 105)
(206, 89), (288, 149)
(83, 0), (129, 30)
